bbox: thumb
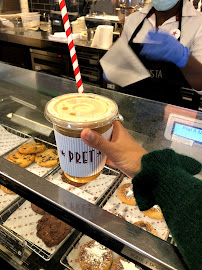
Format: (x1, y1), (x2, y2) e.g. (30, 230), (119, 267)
(177, 153), (202, 175)
(81, 128), (112, 156)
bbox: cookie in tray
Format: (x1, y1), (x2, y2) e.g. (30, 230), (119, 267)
(7, 152), (35, 168)
(35, 149), (59, 167)
(79, 239), (112, 270)
(103, 177), (169, 240)
(4, 138), (59, 177)
(18, 142), (46, 154)
(31, 203), (47, 215)
(3, 200), (75, 256)
(1, 185), (16, 195)
(64, 235), (143, 270)
(36, 213), (73, 248)
(118, 183), (136, 205)
(111, 256), (143, 270)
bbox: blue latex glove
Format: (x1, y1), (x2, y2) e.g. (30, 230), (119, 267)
(103, 71), (111, 83)
(140, 30), (190, 68)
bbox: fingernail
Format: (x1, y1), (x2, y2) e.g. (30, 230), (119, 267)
(84, 129), (94, 142)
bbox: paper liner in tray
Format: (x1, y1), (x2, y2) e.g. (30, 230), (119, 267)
(62, 235), (143, 270)
(0, 190), (20, 213)
(46, 167), (120, 204)
(0, 126), (29, 212)
(103, 177), (169, 240)
(1, 137), (59, 213)
(0, 125), (28, 156)
(3, 200), (74, 256)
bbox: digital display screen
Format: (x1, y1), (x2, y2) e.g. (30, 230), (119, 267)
(173, 122), (202, 144)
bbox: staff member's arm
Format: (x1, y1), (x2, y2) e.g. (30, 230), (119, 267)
(140, 30), (202, 91)
(181, 55), (202, 91)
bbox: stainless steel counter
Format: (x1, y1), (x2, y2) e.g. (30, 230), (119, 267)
(0, 27), (106, 51)
(0, 26), (201, 111)
(0, 26), (107, 87)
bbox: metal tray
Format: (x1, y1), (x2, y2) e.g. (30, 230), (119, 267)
(60, 234), (145, 270)
(45, 165), (122, 205)
(0, 125), (71, 261)
(60, 174), (174, 269)
(0, 165), (121, 262)
(0, 197), (76, 261)
(0, 125), (30, 214)
(102, 177), (170, 241)
(60, 173), (124, 269)
(0, 124), (30, 156)
(0, 129), (59, 214)
(3, 136), (59, 178)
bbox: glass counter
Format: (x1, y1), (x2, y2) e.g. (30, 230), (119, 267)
(0, 62), (201, 270)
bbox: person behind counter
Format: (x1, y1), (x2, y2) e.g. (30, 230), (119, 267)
(101, 0), (202, 106)
(81, 121), (202, 270)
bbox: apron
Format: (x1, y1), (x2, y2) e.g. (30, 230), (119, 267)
(125, 0), (190, 106)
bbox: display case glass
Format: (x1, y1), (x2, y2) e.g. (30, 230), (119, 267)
(0, 62), (201, 270)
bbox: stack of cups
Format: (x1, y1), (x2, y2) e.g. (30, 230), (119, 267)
(45, 93), (119, 184)
(91, 25), (114, 50)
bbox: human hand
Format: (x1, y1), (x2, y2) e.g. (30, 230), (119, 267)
(140, 30), (190, 68)
(81, 121), (147, 179)
(132, 148), (202, 212)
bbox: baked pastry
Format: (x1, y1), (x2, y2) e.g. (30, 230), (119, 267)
(1, 185), (15, 194)
(18, 142), (46, 154)
(79, 240), (113, 270)
(61, 171), (86, 187)
(134, 220), (157, 236)
(7, 152), (35, 168)
(118, 183), (136, 205)
(142, 205), (164, 219)
(111, 256), (142, 270)
(36, 214), (72, 247)
(31, 203), (47, 215)
(35, 149), (59, 167)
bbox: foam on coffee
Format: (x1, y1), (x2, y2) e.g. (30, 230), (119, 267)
(45, 93), (118, 130)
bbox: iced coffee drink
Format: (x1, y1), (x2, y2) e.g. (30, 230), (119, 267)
(45, 93), (118, 183)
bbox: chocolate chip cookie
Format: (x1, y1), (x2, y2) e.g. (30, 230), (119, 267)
(18, 142), (46, 154)
(7, 152), (35, 168)
(36, 214), (72, 247)
(31, 203), (47, 215)
(35, 149), (59, 167)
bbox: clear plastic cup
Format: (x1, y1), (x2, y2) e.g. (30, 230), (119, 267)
(45, 93), (118, 183)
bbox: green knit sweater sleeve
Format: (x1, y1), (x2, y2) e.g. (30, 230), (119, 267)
(132, 149), (202, 270)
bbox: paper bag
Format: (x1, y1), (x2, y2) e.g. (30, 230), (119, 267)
(100, 37), (150, 87)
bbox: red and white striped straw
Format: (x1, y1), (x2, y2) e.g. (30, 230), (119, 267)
(59, 0), (84, 93)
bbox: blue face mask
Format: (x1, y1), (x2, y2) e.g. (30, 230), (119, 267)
(151, 0), (179, 11)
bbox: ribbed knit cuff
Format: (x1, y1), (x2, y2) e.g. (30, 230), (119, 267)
(132, 149), (201, 211)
